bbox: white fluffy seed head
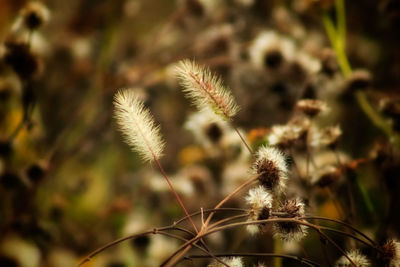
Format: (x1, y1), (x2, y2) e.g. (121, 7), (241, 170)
(273, 198), (308, 242)
(113, 89), (165, 163)
(176, 59), (239, 120)
(208, 257), (243, 267)
(246, 185), (273, 211)
(245, 186), (273, 235)
(335, 250), (370, 267)
(381, 239), (400, 267)
(253, 146), (289, 193)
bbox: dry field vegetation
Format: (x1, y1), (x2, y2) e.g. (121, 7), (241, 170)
(1, 0), (400, 266)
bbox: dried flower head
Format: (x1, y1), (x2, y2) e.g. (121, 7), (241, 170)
(253, 146), (289, 192)
(4, 40), (39, 80)
(311, 125), (342, 149)
(268, 117), (310, 148)
(184, 109), (229, 146)
(249, 31), (295, 69)
(245, 186), (273, 234)
(345, 69), (372, 92)
(208, 257), (243, 267)
(312, 165), (342, 188)
(20, 2), (50, 30)
(335, 250), (370, 267)
(176, 59), (239, 120)
(113, 90), (165, 162)
(380, 239), (400, 267)
(273, 198), (308, 242)
(296, 99), (328, 117)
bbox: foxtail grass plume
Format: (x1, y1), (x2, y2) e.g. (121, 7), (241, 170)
(176, 59), (239, 120)
(113, 90), (165, 162)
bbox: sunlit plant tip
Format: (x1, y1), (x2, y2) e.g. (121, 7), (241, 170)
(176, 59), (239, 120)
(113, 89), (165, 162)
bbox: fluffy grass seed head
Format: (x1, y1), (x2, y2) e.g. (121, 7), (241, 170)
(208, 257), (243, 267)
(335, 250), (370, 267)
(245, 185), (273, 234)
(253, 145), (289, 193)
(273, 198), (308, 242)
(176, 59), (239, 120)
(113, 89), (165, 163)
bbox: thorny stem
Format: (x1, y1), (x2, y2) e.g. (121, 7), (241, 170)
(181, 253), (322, 267)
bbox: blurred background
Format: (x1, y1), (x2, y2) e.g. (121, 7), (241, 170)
(1, 0), (400, 266)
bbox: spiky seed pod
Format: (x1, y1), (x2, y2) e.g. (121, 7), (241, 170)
(176, 59), (239, 120)
(380, 239), (400, 267)
(208, 257), (243, 267)
(273, 198), (308, 242)
(245, 186), (273, 234)
(296, 99), (328, 117)
(253, 146), (289, 193)
(335, 250), (370, 267)
(113, 90), (165, 163)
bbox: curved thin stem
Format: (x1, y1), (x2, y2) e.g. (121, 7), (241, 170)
(202, 174), (260, 228)
(157, 232), (229, 267)
(78, 226), (173, 266)
(181, 253), (322, 267)
(318, 226), (382, 253)
(304, 216), (376, 246)
(161, 218), (358, 267)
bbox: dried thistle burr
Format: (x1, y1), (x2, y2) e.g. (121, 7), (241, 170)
(252, 146), (289, 193)
(113, 90), (165, 162)
(245, 186), (273, 235)
(335, 250), (370, 267)
(20, 2), (50, 30)
(273, 198), (308, 242)
(176, 59), (239, 120)
(296, 99), (328, 117)
(379, 239), (400, 267)
(208, 257), (243, 267)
